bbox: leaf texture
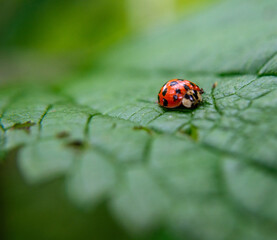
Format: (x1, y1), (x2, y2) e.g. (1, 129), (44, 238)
(1, 0), (277, 239)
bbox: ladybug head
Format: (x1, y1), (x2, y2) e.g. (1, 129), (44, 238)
(182, 89), (202, 108)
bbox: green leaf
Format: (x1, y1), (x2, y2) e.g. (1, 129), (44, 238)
(66, 149), (116, 207)
(1, 0), (277, 239)
(18, 139), (75, 183)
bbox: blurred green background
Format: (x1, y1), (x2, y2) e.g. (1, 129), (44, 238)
(0, 1), (215, 240)
(0, 0), (213, 85)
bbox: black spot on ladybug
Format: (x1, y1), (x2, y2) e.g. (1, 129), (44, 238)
(175, 89), (181, 94)
(193, 90), (198, 99)
(190, 82), (195, 87)
(173, 95), (178, 101)
(162, 88), (167, 96)
(184, 94), (190, 99)
(170, 81), (178, 86)
(163, 98), (168, 106)
(184, 84), (190, 91)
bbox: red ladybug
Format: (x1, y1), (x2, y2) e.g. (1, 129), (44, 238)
(158, 79), (204, 108)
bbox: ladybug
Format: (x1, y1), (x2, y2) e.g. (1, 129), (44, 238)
(158, 79), (204, 108)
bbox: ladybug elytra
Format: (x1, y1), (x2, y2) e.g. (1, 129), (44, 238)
(158, 79), (204, 108)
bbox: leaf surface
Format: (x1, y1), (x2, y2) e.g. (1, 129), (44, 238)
(1, 0), (277, 239)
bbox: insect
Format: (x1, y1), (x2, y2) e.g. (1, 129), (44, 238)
(158, 79), (204, 108)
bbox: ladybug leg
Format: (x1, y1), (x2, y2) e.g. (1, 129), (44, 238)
(200, 88), (204, 94)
